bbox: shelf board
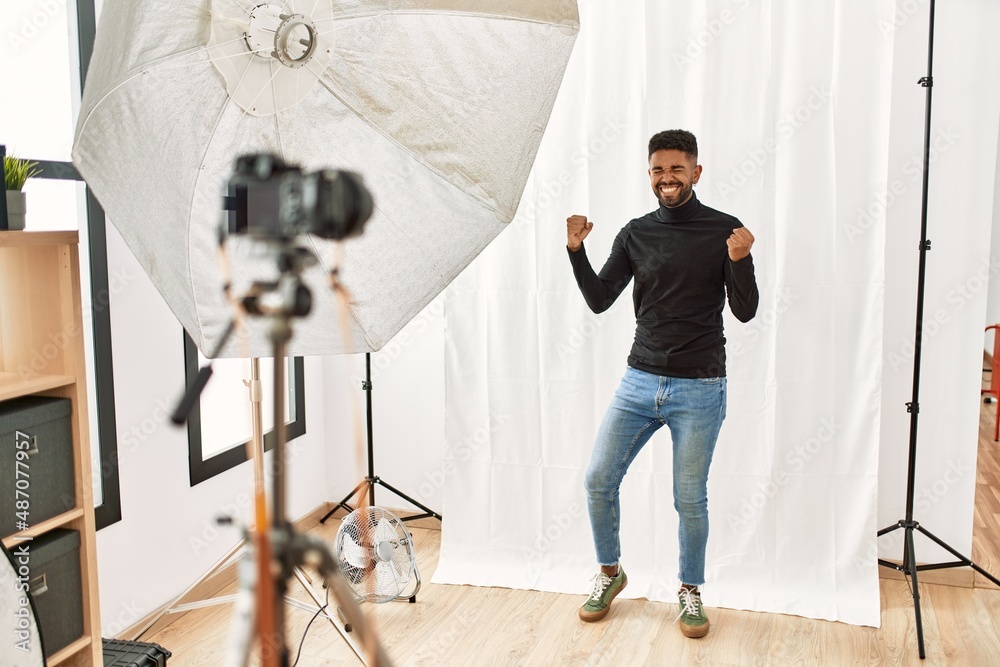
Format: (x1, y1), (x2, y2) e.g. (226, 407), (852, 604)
(0, 230), (79, 247)
(0, 372), (76, 402)
(2, 508), (85, 549)
(48, 635), (92, 666)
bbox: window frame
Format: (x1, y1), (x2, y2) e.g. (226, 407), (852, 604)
(183, 332), (307, 486)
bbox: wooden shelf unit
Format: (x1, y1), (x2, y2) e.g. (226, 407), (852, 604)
(0, 231), (102, 666)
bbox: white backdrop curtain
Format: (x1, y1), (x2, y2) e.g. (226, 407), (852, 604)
(433, 0), (898, 626)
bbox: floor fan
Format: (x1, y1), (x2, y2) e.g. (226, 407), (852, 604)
(334, 507), (421, 604)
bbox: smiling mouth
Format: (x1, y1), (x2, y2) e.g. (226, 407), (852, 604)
(659, 184), (682, 197)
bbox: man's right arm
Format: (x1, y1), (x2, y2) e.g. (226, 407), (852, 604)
(566, 215), (633, 313)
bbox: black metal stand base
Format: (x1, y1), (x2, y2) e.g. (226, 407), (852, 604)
(322, 353), (442, 526)
(321, 476), (442, 524)
(878, 520), (1000, 659)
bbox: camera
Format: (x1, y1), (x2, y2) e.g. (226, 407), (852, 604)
(226, 153), (373, 241)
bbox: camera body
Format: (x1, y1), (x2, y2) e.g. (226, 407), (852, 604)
(227, 153), (373, 241)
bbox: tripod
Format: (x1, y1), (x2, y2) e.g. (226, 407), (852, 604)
(320, 353), (442, 524)
(134, 356), (364, 664)
(876, 0), (1000, 659)
(164, 240), (393, 666)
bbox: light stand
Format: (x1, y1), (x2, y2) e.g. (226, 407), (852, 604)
(320, 353), (442, 524)
(876, 0), (1000, 659)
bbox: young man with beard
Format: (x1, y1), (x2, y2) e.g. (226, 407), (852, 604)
(565, 129), (759, 638)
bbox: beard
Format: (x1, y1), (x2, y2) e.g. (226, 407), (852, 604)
(654, 181), (694, 208)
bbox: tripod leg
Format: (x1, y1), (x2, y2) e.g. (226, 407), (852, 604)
(338, 606), (353, 633)
(374, 478), (442, 521)
(915, 524), (1000, 588)
(904, 527), (926, 660)
(321, 479), (371, 523)
(130, 537), (247, 641)
(224, 555), (256, 667)
(878, 520), (904, 537)
(290, 531), (395, 666)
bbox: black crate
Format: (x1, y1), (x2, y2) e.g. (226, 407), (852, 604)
(27, 528), (83, 658)
(0, 396), (75, 537)
(103, 639), (172, 666)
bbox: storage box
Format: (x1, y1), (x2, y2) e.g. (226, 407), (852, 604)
(103, 639), (172, 666)
(0, 396), (75, 537)
(27, 528), (83, 658)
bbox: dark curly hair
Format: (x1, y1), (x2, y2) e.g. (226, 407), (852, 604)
(648, 129), (698, 161)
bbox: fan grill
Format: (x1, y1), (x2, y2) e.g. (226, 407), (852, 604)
(334, 507), (417, 603)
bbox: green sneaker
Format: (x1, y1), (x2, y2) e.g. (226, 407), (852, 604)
(578, 566), (627, 622)
(677, 586), (710, 638)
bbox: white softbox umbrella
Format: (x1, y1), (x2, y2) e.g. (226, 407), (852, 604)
(73, 0), (579, 357)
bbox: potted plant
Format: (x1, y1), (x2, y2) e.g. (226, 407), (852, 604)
(4, 152), (41, 231)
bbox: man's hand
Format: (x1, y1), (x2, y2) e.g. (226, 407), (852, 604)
(727, 226), (755, 262)
(567, 214), (594, 252)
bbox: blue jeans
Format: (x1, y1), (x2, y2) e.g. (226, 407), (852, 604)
(584, 366), (727, 586)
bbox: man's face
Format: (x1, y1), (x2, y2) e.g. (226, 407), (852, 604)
(648, 149), (702, 208)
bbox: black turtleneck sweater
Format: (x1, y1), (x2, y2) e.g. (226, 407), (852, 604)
(567, 193), (759, 378)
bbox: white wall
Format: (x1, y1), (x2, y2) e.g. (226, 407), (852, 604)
(95, 223), (332, 636)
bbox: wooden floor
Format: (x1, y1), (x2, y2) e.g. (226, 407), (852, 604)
(974, 381), (1000, 590)
(144, 398), (1000, 667)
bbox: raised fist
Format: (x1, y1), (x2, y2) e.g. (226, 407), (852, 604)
(567, 214), (593, 252)
(727, 226), (755, 262)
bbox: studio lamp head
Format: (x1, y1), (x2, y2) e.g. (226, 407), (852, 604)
(72, 0), (580, 357)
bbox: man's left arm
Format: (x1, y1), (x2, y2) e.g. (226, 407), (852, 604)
(725, 226), (759, 323)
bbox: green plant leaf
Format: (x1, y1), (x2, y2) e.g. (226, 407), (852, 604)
(4, 153), (42, 191)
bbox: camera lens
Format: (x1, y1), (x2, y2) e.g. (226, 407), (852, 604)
(311, 169), (373, 240)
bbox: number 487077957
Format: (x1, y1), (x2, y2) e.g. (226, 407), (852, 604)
(13, 431), (31, 530)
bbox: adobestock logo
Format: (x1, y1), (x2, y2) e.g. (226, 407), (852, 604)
(520, 501), (587, 571)
(556, 311), (609, 360)
(878, 0), (929, 38)
(17, 267), (135, 380)
(726, 417), (841, 534)
(728, 287), (797, 360)
(415, 411), (510, 501)
(510, 116), (628, 232)
(715, 86), (832, 202)
(886, 253), (1000, 373)
(7, 0), (67, 53)
(843, 126), (959, 245)
(672, 0), (752, 70)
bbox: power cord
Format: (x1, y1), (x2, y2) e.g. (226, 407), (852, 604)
(291, 585), (330, 667)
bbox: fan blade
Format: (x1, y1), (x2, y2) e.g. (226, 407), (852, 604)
(372, 562), (404, 599)
(374, 516), (399, 544)
(339, 531), (370, 570)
